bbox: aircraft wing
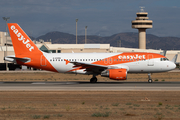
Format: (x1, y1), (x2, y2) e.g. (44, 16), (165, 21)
(64, 59), (108, 74)
(64, 59), (130, 74)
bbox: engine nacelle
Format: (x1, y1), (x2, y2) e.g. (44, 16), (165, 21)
(101, 68), (127, 80)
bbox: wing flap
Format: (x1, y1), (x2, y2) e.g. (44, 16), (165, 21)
(71, 61), (108, 68)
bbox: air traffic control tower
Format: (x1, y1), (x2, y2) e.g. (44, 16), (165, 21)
(132, 7), (153, 49)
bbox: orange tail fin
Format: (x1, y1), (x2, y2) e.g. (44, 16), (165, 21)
(7, 23), (58, 72)
(8, 23), (41, 56)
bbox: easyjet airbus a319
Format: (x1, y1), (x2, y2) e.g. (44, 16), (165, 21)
(5, 23), (176, 83)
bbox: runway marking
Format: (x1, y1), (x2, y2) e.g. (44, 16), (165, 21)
(31, 82), (76, 85)
(31, 82), (78, 85)
(31, 83), (46, 84)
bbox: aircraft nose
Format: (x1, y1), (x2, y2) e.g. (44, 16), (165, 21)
(169, 62), (176, 70)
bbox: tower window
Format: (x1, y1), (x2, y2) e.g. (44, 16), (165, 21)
(132, 23), (152, 25)
(137, 14), (147, 17)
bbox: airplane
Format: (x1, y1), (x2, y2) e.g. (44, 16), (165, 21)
(5, 23), (176, 83)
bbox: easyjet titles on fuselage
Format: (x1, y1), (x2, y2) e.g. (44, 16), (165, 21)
(118, 54), (146, 59)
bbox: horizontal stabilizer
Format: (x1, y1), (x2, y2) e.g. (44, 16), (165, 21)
(4, 55), (31, 63)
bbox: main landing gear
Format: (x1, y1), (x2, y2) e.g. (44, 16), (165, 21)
(90, 75), (97, 83)
(148, 73), (152, 83)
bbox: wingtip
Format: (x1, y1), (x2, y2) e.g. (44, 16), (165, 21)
(171, 54), (178, 63)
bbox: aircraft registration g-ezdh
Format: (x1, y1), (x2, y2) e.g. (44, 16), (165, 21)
(5, 23), (176, 83)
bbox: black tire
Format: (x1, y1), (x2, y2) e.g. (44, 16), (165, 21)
(148, 79), (152, 83)
(90, 77), (97, 83)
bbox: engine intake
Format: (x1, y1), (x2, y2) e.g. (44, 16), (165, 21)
(101, 69), (127, 80)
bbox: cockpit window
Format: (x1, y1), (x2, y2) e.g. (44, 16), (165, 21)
(160, 58), (169, 61)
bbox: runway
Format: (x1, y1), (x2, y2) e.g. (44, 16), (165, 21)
(0, 81), (180, 91)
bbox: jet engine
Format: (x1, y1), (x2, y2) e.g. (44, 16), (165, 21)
(101, 68), (127, 80)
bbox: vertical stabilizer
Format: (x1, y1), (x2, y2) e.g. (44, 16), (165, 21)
(8, 23), (41, 56)
(7, 23), (57, 72)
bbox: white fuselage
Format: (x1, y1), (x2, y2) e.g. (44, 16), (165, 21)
(44, 52), (176, 74)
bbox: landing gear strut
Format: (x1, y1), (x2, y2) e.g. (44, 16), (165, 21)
(148, 73), (152, 83)
(90, 75), (97, 83)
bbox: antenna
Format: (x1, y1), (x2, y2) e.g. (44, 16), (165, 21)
(140, 6), (145, 12)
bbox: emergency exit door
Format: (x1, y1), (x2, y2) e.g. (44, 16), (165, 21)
(147, 54), (154, 66)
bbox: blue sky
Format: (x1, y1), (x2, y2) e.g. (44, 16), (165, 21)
(0, 0), (180, 37)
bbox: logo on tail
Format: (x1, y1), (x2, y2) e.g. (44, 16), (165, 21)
(10, 25), (34, 52)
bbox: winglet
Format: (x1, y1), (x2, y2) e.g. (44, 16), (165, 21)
(171, 54), (178, 63)
(160, 50), (167, 56)
(64, 59), (70, 65)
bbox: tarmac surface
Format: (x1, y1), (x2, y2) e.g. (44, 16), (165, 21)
(0, 81), (180, 91)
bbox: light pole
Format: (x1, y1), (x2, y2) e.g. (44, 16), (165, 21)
(2, 17), (10, 71)
(76, 19), (78, 44)
(85, 26), (87, 44)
